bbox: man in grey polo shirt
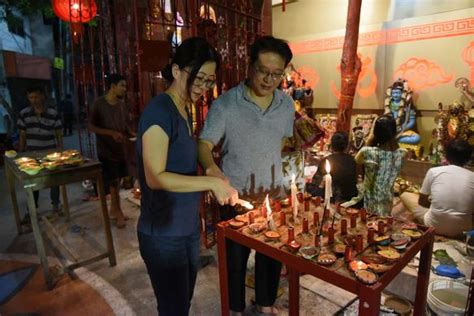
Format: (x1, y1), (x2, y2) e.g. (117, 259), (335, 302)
(199, 36), (294, 316)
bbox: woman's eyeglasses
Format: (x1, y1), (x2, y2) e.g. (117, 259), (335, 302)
(182, 69), (216, 89)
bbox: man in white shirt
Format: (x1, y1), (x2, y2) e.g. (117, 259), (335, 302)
(401, 139), (473, 238)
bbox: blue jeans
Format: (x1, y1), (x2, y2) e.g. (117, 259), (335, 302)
(138, 231), (200, 316)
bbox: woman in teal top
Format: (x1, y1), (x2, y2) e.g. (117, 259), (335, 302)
(355, 115), (407, 216)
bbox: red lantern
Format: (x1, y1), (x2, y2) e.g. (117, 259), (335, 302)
(52, 0), (98, 23)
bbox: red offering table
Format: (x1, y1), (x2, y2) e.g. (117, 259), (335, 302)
(216, 207), (434, 316)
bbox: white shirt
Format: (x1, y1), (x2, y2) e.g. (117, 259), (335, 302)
(0, 106), (9, 134)
(421, 165), (474, 238)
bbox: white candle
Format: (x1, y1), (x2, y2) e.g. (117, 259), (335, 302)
(291, 173), (299, 221)
(324, 160), (332, 210)
(265, 194), (276, 230)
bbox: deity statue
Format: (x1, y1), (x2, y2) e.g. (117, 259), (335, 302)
(436, 102), (470, 161)
(384, 79), (421, 146)
(454, 77), (474, 147)
(350, 114), (378, 154)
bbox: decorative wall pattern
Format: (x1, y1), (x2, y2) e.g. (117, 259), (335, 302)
(290, 17), (474, 55)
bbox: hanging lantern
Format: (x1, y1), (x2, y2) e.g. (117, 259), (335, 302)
(52, 0), (98, 23)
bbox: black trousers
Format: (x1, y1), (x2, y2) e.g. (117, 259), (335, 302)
(220, 205), (282, 312)
(33, 186), (60, 208)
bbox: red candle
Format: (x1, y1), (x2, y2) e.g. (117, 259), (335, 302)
(313, 212), (319, 227)
(340, 219), (347, 236)
(327, 227), (335, 245)
(313, 196), (321, 206)
(387, 216), (394, 226)
(302, 218), (309, 234)
(280, 211), (286, 226)
(297, 192), (304, 203)
(350, 215), (356, 228)
(344, 246), (353, 262)
(249, 211), (255, 224)
(304, 200), (310, 212)
(289, 194), (292, 207)
(261, 204), (266, 218)
(360, 208), (367, 222)
(323, 207), (329, 221)
(378, 221), (385, 236)
(314, 234), (320, 247)
(287, 226), (295, 243)
(367, 228), (375, 244)
(355, 234), (363, 252)
(274, 201), (281, 213)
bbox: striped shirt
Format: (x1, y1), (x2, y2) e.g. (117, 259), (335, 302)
(17, 106), (62, 150)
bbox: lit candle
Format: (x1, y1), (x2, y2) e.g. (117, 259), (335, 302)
(291, 173), (299, 222)
(265, 194), (276, 231)
(324, 160), (332, 210)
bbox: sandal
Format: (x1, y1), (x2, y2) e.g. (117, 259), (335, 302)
(254, 305), (280, 316)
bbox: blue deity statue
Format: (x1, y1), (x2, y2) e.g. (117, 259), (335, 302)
(384, 79), (420, 145)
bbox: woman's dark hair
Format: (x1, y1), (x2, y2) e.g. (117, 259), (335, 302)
(331, 131), (349, 152)
(249, 36), (293, 67)
(446, 139), (472, 166)
(161, 37), (220, 99)
(26, 86), (45, 95)
(372, 115), (397, 147)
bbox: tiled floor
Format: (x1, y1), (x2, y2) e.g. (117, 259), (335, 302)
(0, 133), (354, 315)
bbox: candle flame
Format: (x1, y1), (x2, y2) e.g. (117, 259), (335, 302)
(325, 160), (331, 174)
(265, 194), (272, 216)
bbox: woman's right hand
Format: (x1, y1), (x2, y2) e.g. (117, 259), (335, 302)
(210, 177), (239, 206)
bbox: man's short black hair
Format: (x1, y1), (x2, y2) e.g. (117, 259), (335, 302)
(26, 86), (45, 95)
(446, 139), (472, 166)
(249, 36), (293, 67)
(106, 74), (126, 88)
(331, 131), (349, 152)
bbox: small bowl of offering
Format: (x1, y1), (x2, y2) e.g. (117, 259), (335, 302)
(5, 150), (17, 158)
(21, 166), (42, 175)
(41, 161), (60, 170)
(390, 236), (411, 250)
(354, 269), (378, 284)
(401, 229), (422, 240)
(299, 246), (319, 260)
(378, 249), (401, 262)
(317, 253), (337, 266)
(249, 222), (267, 234)
(367, 263), (392, 273)
(374, 235), (390, 246)
(264, 230), (281, 241)
(229, 220), (245, 229)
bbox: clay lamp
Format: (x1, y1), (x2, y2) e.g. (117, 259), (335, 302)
(264, 230), (281, 241)
(349, 260), (368, 272)
(354, 269), (378, 285)
(229, 220), (245, 229)
(287, 226), (301, 251)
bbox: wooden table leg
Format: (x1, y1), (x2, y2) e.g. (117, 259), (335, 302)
(96, 174), (116, 266)
(288, 268), (300, 316)
(216, 224), (229, 316)
(414, 233), (434, 315)
(25, 187), (54, 289)
(60, 185), (70, 221)
(6, 165), (22, 234)
(358, 286), (381, 316)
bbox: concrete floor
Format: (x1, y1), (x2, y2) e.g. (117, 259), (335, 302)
(0, 133), (358, 315)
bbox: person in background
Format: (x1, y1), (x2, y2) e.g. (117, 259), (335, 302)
(355, 115), (406, 216)
(0, 98), (11, 151)
(199, 36), (294, 316)
(89, 74), (131, 228)
(136, 37), (238, 316)
(400, 139), (473, 238)
(309, 132), (360, 205)
(59, 94), (74, 136)
(17, 86), (62, 212)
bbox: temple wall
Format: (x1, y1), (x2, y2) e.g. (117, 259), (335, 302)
(272, 1), (474, 150)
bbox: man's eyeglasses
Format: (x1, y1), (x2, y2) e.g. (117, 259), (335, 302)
(254, 65), (285, 81)
(182, 69), (216, 89)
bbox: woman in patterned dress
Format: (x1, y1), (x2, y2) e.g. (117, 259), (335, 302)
(355, 115), (407, 216)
